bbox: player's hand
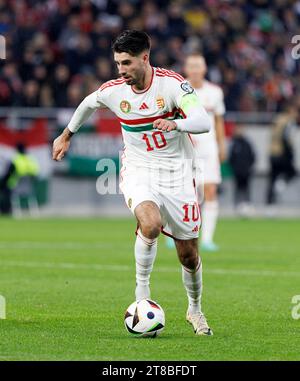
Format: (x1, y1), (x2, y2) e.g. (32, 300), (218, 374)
(153, 119), (177, 132)
(52, 128), (73, 161)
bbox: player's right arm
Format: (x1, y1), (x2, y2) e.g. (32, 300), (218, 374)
(153, 79), (212, 135)
(52, 90), (105, 161)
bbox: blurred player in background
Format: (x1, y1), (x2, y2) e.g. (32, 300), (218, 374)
(0, 143), (39, 215)
(184, 53), (226, 252)
(52, 30), (214, 335)
(266, 102), (298, 205)
(229, 126), (256, 216)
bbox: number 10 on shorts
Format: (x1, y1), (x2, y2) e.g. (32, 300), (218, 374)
(182, 203), (199, 222)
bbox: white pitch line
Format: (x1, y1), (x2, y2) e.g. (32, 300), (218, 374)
(0, 260), (299, 278)
(205, 268), (300, 277)
(0, 241), (298, 254)
(0, 260), (132, 272)
(0, 241), (129, 250)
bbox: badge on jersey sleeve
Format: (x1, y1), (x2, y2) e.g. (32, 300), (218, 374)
(181, 81), (194, 94)
(156, 96), (165, 109)
(120, 100), (131, 113)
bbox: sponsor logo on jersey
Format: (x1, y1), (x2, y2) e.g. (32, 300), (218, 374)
(139, 102), (149, 110)
(156, 96), (165, 109)
(181, 81), (194, 94)
(120, 100), (131, 113)
(192, 225), (199, 232)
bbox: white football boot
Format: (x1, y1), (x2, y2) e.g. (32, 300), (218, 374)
(186, 310), (213, 336)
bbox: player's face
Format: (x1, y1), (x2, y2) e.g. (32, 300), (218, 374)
(184, 56), (207, 83)
(114, 52), (148, 86)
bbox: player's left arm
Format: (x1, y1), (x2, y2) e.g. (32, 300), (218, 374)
(153, 80), (212, 134)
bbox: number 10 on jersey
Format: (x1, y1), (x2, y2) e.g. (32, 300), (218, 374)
(142, 131), (167, 151)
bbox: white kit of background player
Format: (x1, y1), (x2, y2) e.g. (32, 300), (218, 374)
(185, 54), (226, 252)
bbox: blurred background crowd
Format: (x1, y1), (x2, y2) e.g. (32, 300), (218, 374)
(0, 0), (299, 218)
(1, 0), (300, 112)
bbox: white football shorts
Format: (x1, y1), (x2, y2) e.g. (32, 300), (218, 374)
(120, 166), (201, 240)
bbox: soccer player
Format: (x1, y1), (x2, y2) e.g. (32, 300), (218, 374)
(184, 53), (226, 252)
(52, 31), (213, 335)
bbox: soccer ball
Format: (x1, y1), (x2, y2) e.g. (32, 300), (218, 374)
(124, 299), (165, 337)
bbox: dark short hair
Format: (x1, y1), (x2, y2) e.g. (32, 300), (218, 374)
(112, 30), (151, 56)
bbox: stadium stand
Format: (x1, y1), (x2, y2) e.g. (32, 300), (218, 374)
(0, 0), (300, 113)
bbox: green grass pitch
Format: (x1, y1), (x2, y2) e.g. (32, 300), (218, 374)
(0, 217), (299, 360)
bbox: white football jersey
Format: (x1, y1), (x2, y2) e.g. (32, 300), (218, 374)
(96, 67), (201, 187)
(191, 80), (225, 157)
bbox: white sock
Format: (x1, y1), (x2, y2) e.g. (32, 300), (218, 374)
(201, 200), (219, 243)
(135, 229), (157, 301)
(182, 258), (202, 315)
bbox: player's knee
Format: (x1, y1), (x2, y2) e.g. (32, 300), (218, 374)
(140, 221), (161, 240)
(180, 252), (199, 270)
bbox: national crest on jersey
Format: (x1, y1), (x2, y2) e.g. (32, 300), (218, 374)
(156, 96), (165, 109)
